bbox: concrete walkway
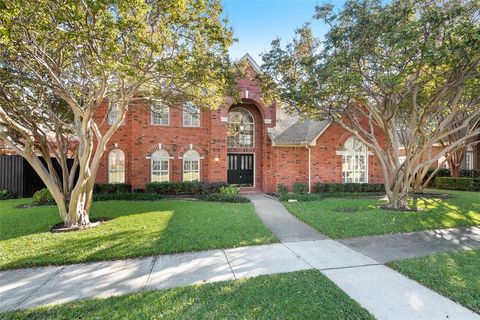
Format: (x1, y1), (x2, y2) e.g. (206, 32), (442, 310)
(246, 194), (327, 242)
(1, 195), (479, 319)
(340, 226), (480, 263)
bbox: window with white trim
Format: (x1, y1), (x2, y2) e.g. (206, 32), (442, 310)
(108, 149), (125, 183)
(108, 101), (124, 125)
(151, 103), (169, 126)
(466, 147), (474, 170)
(227, 108), (254, 147)
(151, 150), (169, 182)
(183, 102), (200, 127)
(342, 137), (368, 183)
(183, 149), (200, 182)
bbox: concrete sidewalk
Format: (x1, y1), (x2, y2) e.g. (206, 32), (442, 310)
(339, 226), (480, 263)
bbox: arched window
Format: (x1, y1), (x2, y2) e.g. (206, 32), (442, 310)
(227, 108), (254, 147)
(183, 149), (200, 182)
(151, 150), (170, 182)
(342, 137), (368, 183)
(108, 149), (125, 183)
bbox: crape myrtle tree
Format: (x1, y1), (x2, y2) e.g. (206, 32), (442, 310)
(0, 0), (237, 228)
(261, 0), (480, 210)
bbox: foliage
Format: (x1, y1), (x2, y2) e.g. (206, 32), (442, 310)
(219, 185), (239, 195)
(31, 189), (55, 206)
(145, 181), (228, 195)
(285, 190), (480, 238)
(0, 0), (237, 227)
(92, 193), (163, 202)
(200, 193), (250, 203)
(292, 182), (308, 194)
(261, 0), (480, 209)
(389, 249), (480, 314)
(279, 193), (326, 202)
(0, 189), (12, 200)
(0, 199), (275, 270)
(277, 184), (288, 195)
(94, 183), (131, 194)
(0, 270), (374, 320)
(434, 177), (480, 191)
(313, 183), (385, 193)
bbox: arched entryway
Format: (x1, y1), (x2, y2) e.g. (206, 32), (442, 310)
(227, 103), (264, 188)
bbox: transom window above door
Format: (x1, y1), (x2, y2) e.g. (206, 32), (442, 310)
(227, 108), (254, 148)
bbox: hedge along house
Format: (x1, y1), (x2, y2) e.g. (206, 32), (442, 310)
(93, 54), (388, 193)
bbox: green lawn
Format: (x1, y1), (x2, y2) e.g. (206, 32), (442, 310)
(389, 249), (480, 314)
(285, 190), (480, 238)
(0, 199), (276, 270)
(0, 270), (374, 320)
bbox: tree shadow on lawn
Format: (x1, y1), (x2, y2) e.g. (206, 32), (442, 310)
(0, 200), (181, 241)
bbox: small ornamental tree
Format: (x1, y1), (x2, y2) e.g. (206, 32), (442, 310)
(0, 0), (237, 228)
(261, 0), (480, 210)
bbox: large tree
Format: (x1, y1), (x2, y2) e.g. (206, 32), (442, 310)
(0, 0), (237, 228)
(261, 0), (480, 209)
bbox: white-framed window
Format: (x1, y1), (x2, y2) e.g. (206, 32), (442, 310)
(183, 102), (200, 127)
(227, 108), (254, 148)
(151, 150), (170, 182)
(151, 103), (169, 126)
(466, 147), (474, 170)
(108, 149), (125, 183)
(108, 101), (124, 125)
(183, 149), (200, 182)
(342, 137), (368, 183)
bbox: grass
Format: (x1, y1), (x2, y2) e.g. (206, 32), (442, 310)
(0, 199), (276, 270)
(389, 249), (480, 314)
(0, 270), (374, 320)
(285, 190), (480, 238)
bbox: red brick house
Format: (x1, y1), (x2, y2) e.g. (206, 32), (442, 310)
(95, 54), (386, 193)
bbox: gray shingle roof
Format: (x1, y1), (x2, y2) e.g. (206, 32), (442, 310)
(272, 119), (330, 146)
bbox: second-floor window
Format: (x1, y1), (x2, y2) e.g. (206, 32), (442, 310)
(108, 101), (124, 125)
(151, 103), (169, 126)
(183, 102), (200, 127)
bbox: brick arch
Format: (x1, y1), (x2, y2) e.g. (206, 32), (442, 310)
(145, 143), (175, 158)
(177, 144), (206, 158)
(335, 131), (356, 150)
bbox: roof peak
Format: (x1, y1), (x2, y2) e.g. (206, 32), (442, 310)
(238, 53), (261, 73)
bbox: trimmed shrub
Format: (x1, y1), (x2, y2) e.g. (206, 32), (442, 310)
(93, 193), (164, 201)
(0, 189), (12, 200)
(94, 183), (131, 194)
(32, 188), (55, 206)
(277, 184), (288, 195)
(199, 193), (250, 203)
(435, 177), (480, 191)
(313, 183), (384, 193)
(219, 185), (239, 195)
(279, 193), (325, 202)
(145, 181), (228, 195)
(292, 182), (308, 194)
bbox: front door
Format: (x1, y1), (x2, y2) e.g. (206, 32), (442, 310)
(227, 154), (254, 186)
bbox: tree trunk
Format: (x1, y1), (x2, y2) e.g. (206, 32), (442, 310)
(385, 191), (410, 210)
(450, 164), (461, 177)
(63, 187), (93, 228)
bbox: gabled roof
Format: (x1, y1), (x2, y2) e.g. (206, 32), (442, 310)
(238, 53), (262, 73)
(272, 118), (330, 146)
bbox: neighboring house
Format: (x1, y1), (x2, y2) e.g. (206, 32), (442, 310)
(95, 54), (385, 193)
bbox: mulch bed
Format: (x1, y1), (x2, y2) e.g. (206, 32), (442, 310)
(51, 217), (111, 233)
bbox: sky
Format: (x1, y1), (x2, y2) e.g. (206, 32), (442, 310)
(222, 0), (346, 63)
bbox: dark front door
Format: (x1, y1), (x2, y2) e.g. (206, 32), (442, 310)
(227, 154), (254, 186)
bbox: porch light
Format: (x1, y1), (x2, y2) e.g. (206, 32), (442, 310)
(214, 156), (220, 162)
